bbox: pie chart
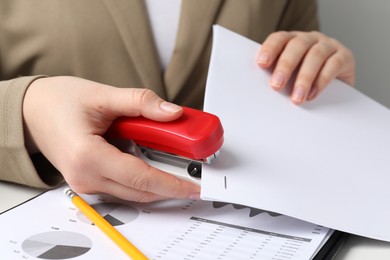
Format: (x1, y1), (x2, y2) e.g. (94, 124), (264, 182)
(76, 202), (139, 226)
(22, 231), (92, 259)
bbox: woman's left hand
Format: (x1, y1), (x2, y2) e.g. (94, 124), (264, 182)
(257, 31), (355, 105)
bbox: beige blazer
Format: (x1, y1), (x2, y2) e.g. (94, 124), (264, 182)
(0, 0), (319, 188)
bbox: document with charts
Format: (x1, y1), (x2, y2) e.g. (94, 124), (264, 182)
(0, 186), (333, 260)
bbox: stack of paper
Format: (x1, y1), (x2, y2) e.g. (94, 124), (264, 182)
(202, 25), (390, 242)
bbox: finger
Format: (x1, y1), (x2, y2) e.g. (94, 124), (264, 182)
(291, 42), (336, 104)
(66, 168), (170, 202)
(333, 48), (356, 86)
(89, 138), (200, 200)
(269, 34), (318, 91)
(257, 31), (295, 68)
(306, 85), (319, 101)
(314, 51), (354, 97)
(100, 179), (171, 202)
(102, 87), (183, 122)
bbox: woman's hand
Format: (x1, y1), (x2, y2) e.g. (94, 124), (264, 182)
(23, 76), (200, 202)
(257, 31), (355, 104)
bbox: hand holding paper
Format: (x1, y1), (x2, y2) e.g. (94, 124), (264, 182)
(257, 31), (355, 104)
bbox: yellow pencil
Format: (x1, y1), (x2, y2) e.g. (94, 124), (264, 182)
(64, 188), (148, 260)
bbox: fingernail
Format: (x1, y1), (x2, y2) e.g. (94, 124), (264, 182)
(257, 52), (270, 65)
(160, 101), (182, 113)
(189, 192), (201, 200)
(292, 86), (306, 104)
(270, 72), (284, 89)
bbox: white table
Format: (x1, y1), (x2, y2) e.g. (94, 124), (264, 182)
(1, 181), (390, 260)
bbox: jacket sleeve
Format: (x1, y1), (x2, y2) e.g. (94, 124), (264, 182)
(276, 0), (320, 31)
(0, 76), (63, 188)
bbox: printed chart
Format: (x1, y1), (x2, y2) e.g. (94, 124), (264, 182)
(22, 231), (91, 259)
(154, 216), (320, 260)
(76, 202), (139, 226)
(212, 202), (282, 217)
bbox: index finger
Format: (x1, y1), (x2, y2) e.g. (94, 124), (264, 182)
(96, 139), (201, 199)
(257, 31), (295, 68)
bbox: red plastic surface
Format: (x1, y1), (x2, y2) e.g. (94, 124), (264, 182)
(106, 107), (224, 160)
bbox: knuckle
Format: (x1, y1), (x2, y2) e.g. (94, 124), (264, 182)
(303, 31), (325, 41)
(128, 169), (152, 192)
(316, 73), (332, 89)
(276, 58), (294, 71)
(264, 31), (291, 47)
(295, 31), (329, 47)
(309, 30), (323, 38)
(299, 73), (312, 83)
(290, 36), (312, 49)
(269, 31), (290, 40)
(296, 73), (315, 87)
(310, 44), (330, 60)
(330, 55), (345, 69)
(130, 88), (158, 109)
(138, 88), (157, 104)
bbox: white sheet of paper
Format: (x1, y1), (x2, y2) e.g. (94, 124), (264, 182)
(0, 186), (331, 259)
(201, 25), (390, 242)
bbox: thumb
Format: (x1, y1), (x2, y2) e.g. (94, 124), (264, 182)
(103, 87), (183, 122)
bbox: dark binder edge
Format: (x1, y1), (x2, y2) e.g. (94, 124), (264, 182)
(313, 230), (349, 260)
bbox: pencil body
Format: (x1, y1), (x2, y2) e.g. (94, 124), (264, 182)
(65, 188), (148, 260)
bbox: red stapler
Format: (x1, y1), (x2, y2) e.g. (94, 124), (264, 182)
(105, 107), (224, 185)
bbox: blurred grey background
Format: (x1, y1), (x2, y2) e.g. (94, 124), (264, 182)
(318, 0), (390, 108)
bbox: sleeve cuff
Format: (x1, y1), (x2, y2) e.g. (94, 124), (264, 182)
(0, 76), (63, 188)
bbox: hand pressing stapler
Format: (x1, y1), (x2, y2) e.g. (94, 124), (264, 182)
(105, 107), (224, 185)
